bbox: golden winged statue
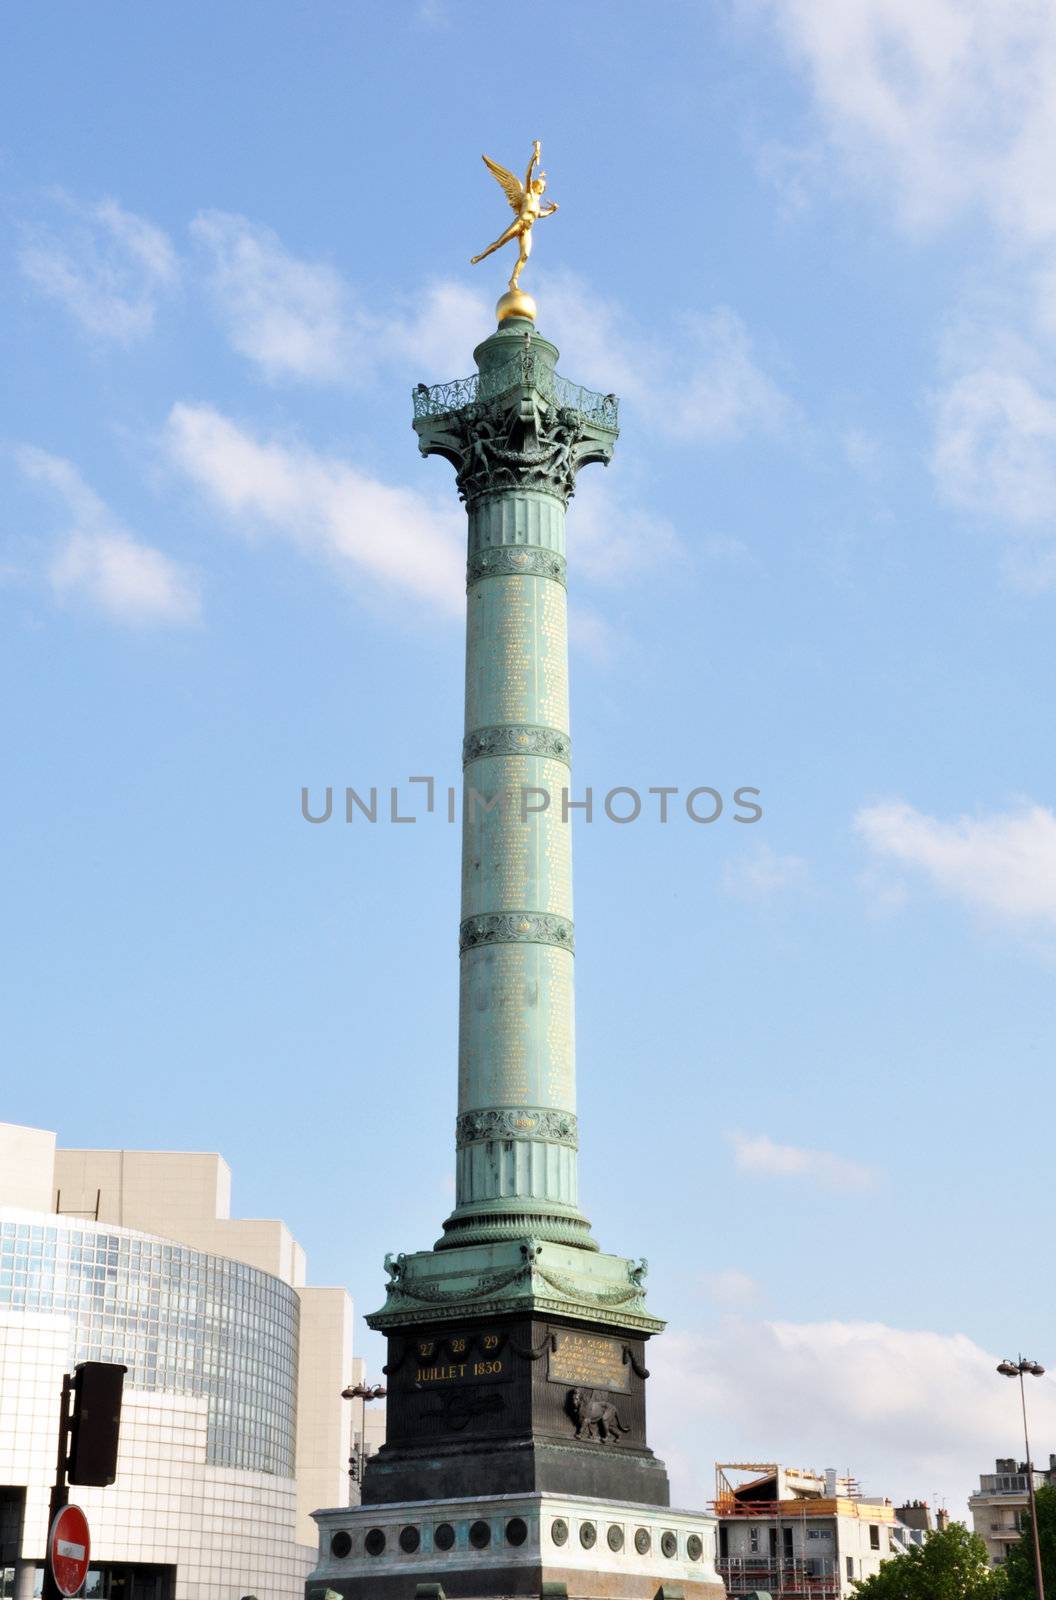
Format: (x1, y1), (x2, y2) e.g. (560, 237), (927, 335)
(470, 140), (558, 293)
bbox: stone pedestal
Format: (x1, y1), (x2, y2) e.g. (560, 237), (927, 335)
(308, 1493), (725, 1600)
(363, 1314), (668, 1510)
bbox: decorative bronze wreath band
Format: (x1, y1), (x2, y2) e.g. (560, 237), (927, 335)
(462, 723), (571, 767)
(459, 912), (575, 955)
(467, 546), (567, 588)
(456, 1107), (579, 1150)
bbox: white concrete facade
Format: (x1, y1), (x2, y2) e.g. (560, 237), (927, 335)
(969, 1457), (1056, 1568)
(0, 1123), (372, 1600)
(717, 1503), (897, 1598)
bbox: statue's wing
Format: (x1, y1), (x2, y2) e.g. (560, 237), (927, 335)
(481, 153), (526, 212)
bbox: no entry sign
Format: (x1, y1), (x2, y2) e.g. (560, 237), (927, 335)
(48, 1505), (91, 1597)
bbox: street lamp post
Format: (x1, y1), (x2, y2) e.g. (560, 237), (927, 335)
(340, 1381), (386, 1501)
(998, 1357), (1047, 1600)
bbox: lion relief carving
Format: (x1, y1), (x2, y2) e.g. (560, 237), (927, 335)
(567, 1386), (629, 1444)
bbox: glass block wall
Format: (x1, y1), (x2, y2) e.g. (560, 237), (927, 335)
(0, 1214), (298, 1476)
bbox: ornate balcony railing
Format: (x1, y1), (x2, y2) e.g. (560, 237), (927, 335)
(412, 352), (619, 431)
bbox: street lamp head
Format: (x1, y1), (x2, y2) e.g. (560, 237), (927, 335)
(1026, 1362), (1046, 1377)
(998, 1361), (1021, 1377)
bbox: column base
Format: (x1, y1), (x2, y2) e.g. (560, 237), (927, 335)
(436, 1201), (599, 1253)
(309, 1492), (724, 1600)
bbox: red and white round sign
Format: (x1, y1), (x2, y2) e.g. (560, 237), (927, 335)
(48, 1505), (91, 1598)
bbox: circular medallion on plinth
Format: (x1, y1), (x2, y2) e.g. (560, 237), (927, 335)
(661, 1531), (678, 1559)
(551, 1518), (569, 1547)
(580, 1522), (597, 1549)
(607, 1525), (625, 1552)
(687, 1534), (704, 1562)
(330, 1532), (352, 1559)
(364, 1529), (386, 1557)
(434, 1523), (455, 1551)
(470, 1520), (491, 1550)
(399, 1526), (420, 1554)
(506, 1518), (528, 1547)
(634, 1527), (651, 1555)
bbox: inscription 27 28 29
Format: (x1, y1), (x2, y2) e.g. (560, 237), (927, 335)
(547, 1330), (630, 1393)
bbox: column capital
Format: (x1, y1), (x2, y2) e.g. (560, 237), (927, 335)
(411, 325), (618, 509)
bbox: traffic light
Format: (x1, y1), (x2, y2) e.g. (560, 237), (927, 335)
(67, 1362), (126, 1486)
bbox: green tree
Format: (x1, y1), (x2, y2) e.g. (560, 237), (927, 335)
(852, 1521), (1003, 1600)
(1002, 1483), (1056, 1600)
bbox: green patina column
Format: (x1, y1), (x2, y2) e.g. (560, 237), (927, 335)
(360, 299), (672, 1517)
(432, 319), (609, 1255)
(370, 312), (660, 1339)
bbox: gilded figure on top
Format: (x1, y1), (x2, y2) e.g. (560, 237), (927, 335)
(470, 140), (558, 292)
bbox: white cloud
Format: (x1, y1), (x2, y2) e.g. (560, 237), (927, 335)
(191, 211), (368, 383)
(165, 402), (463, 614)
(16, 447), (200, 626)
(384, 280), (494, 382)
(672, 307), (793, 442)
(765, 1), (1056, 241)
(723, 844), (810, 900)
(932, 365), (1056, 534)
(192, 210), (491, 385)
(650, 1317), (1056, 1519)
(729, 1132), (876, 1191)
(856, 799), (1056, 928)
(19, 194), (178, 342)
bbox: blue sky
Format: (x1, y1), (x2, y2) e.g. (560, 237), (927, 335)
(3, 0), (1056, 1518)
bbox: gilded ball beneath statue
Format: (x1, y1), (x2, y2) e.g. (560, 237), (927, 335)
(496, 287), (537, 324)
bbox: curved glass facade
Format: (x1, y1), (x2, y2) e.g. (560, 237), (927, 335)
(0, 1213), (299, 1476)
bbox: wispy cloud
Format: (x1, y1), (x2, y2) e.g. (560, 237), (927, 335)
(165, 402), (464, 614)
(855, 799), (1056, 929)
(931, 360), (1056, 574)
(764, 1), (1056, 240)
(570, 472), (682, 586)
(16, 447), (200, 626)
(191, 210), (490, 384)
(541, 269), (794, 445)
(765, 2), (1056, 572)
(701, 1269), (762, 1307)
(191, 210), (362, 383)
(723, 844), (810, 900)
(729, 1131), (876, 1191)
(19, 194), (179, 342)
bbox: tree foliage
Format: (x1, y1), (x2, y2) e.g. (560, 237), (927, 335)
(852, 1521), (1003, 1600)
(1002, 1483), (1056, 1600)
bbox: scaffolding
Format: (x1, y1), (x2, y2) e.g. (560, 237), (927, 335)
(711, 1463), (870, 1600)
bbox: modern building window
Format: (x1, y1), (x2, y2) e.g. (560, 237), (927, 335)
(749, 1527), (760, 1553)
(870, 1524), (881, 1550)
(783, 1527), (794, 1558)
(0, 1216), (299, 1475)
(718, 1526), (728, 1559)
(846, 1556), (855, 1580)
